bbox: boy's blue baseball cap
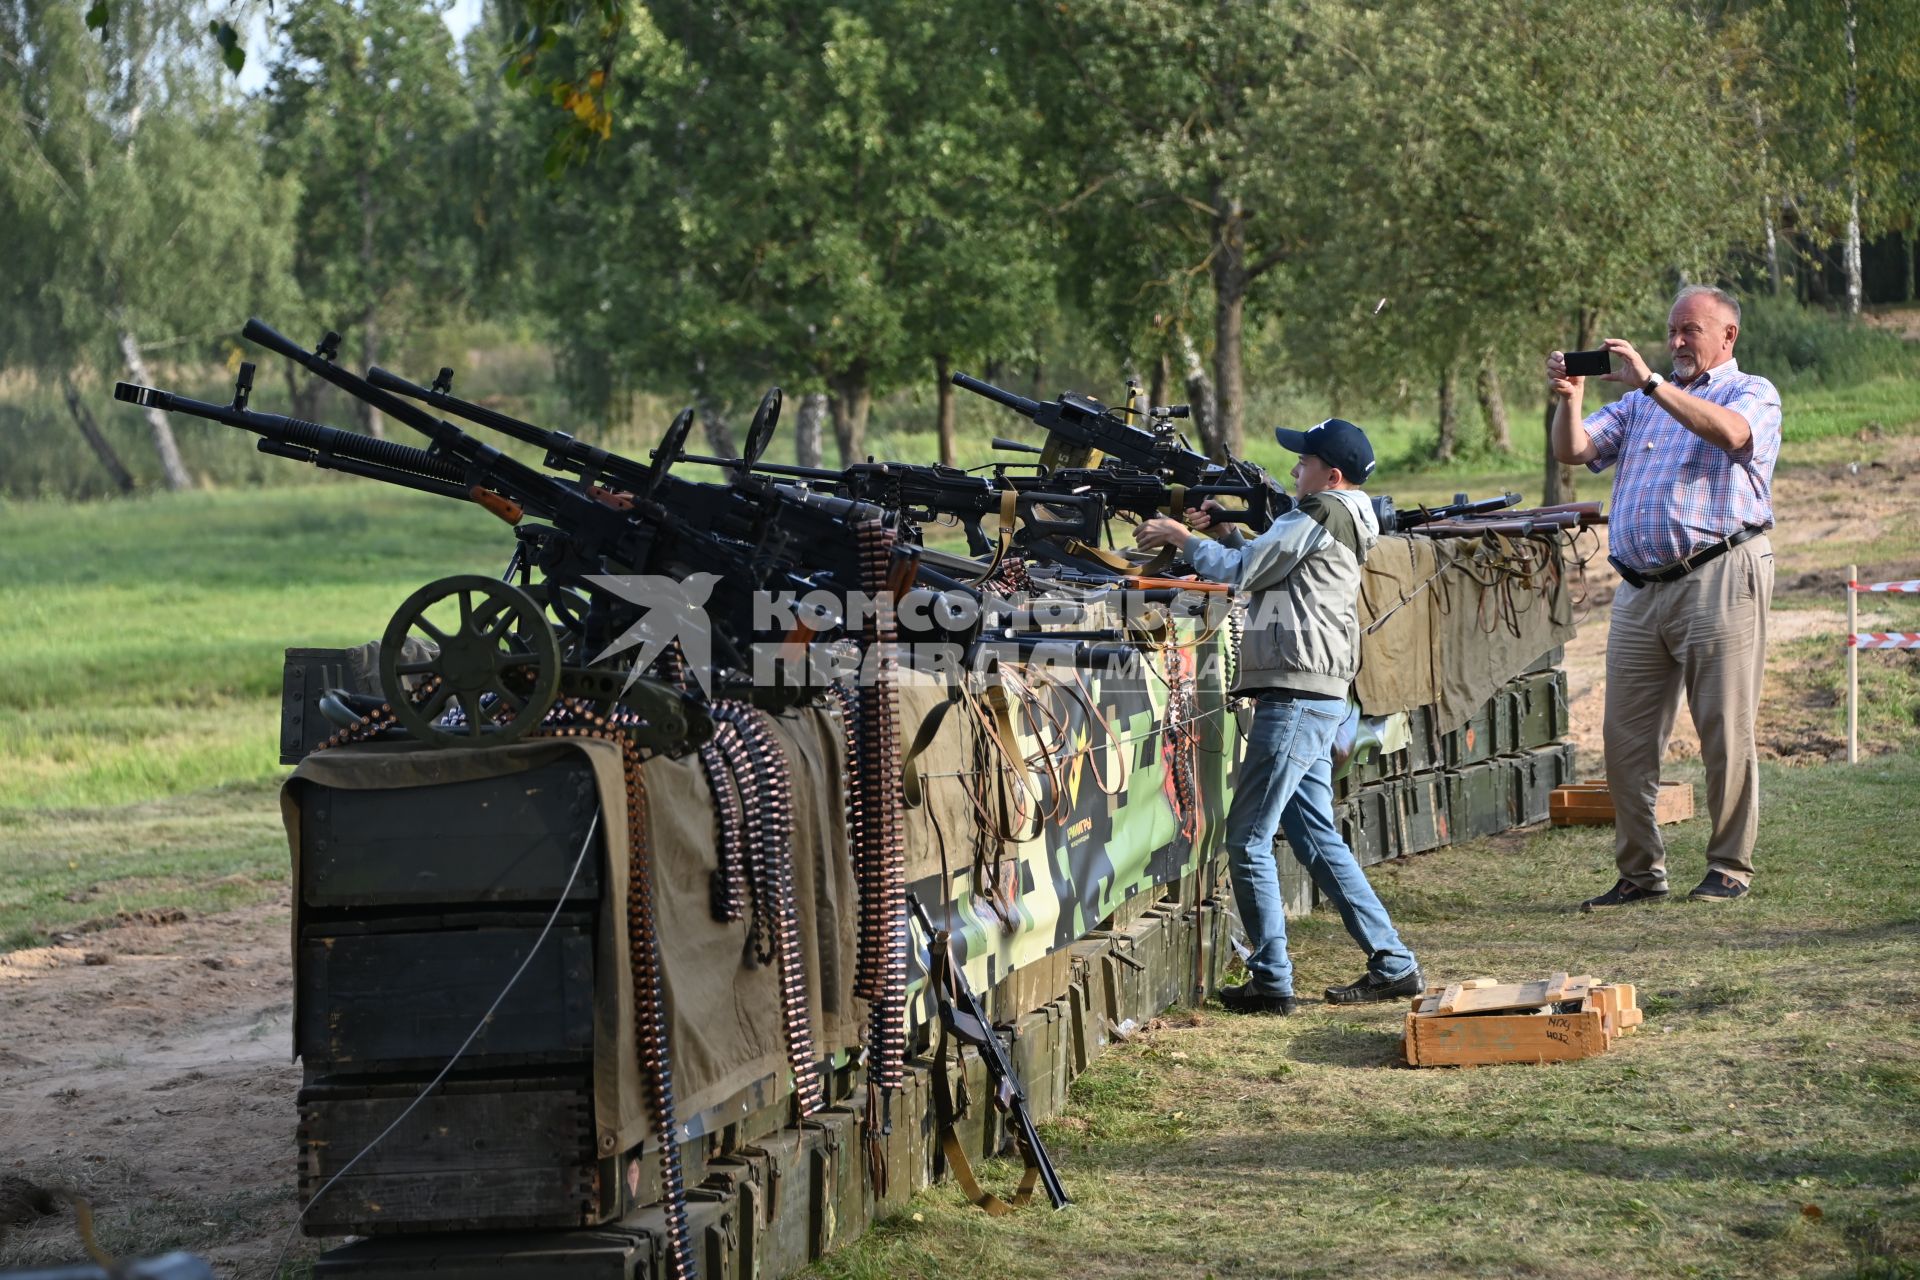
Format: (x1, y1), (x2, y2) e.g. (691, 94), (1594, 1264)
(1273, 418), (1376, 483)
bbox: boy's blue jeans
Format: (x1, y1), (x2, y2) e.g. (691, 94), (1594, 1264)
(1222, 693), (1419, 997)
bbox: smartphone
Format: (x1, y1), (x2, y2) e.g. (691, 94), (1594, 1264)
(1563, 348), (1611, 378)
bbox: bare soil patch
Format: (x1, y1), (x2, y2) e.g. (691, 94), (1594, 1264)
(0, 897), (301, 1276)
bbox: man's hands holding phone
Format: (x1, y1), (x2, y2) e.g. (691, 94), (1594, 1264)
(1547, 339), (1655, 397)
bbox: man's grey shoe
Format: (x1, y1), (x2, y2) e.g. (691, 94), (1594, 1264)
(1579, 879), (1670, 912)
(1324, 967), (1424, 1005)
(1217, 983), (1298, 1015)
(1687, 870), (1750, 901)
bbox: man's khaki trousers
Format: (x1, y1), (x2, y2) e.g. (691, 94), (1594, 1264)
(1603, 536), (1773, 889)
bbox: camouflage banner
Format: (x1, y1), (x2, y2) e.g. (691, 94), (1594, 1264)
(901, 619), (1241, 995)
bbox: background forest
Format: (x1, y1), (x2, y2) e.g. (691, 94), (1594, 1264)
(2, 0), (1917, 502)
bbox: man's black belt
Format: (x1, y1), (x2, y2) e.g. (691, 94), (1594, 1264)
(1610, 525), (1768, 589)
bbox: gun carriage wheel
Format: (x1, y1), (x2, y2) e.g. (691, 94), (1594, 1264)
(742, 387), (782, 468)
(641, 408), (697, 500)
(379, 574), (562, 748)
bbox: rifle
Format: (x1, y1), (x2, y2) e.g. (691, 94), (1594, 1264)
(1386, 491), (1523, 532)
(905, 893), (1070, 1211)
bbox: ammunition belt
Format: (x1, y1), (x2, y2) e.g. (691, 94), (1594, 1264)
(708, 700), (825, 1117)
(854, 518), (908, 1128)
(697, 721), (749, 926)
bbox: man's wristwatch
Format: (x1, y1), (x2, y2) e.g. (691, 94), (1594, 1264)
(1643, 372), (1666, 395)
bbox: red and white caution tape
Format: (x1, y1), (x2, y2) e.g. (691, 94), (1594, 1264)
(1849, 632), (1920, 650)
(1849, 579), (1920, 594)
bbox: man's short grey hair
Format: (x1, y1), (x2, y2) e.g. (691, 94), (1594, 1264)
(1673, 283), (1741, 327)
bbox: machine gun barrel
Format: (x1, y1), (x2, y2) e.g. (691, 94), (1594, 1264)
(113, 379), (517, 517)
(243, 320), (660, 575)
(368, 363), (660, 494)
(905, 893), (1070, 1210)
(951, 370), (1043, 417)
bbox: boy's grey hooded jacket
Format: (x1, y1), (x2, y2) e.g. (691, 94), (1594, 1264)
(1183, 488), (1379, 700)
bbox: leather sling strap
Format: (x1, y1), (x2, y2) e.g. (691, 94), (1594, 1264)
(927, 929), (1040, 1215)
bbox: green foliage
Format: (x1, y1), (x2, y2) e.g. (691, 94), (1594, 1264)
(519, 0), (1063, 462)
(1735, 295), (1918, 385)
(263, 0), (479, 388)
(0, 0), (298, 376)
(1279, 0), (1761, 401)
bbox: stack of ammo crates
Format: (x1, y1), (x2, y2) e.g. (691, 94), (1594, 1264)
(1279, 660), (1576, 914)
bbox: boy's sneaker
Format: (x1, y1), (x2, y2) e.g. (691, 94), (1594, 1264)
(1324, 967), (1425, 1005)
(1579, 879), (1669, 912)
(1217, 983), (1298, 1015)
(1687, 870), (1750, 901)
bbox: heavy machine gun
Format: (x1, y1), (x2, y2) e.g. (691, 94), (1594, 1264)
(120, 322), (939, 746)
(951, 371), (1288, 529)
(951, 370), (1213, 483)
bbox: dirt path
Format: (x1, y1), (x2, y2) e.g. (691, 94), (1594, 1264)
(3, 440), (1916, 1276)
(0, 900), (302, 1275)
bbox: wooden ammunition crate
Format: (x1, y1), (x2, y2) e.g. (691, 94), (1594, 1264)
(299, 1076), (600, 1235)
(297, 916), (596, 1075)
(300, 759), (603, 909)
(281, 647), (363, 765)
(1403, 975), (1642, 1068)
(1511, 742), (1579, 826)
(1550, 779), (1695, 827)
(1444, 757), (1515, 841)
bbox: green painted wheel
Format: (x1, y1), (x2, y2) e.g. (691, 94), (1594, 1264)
(379, 575), (561, 749)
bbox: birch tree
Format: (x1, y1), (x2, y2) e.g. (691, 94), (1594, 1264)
(0, 0), (297, 491)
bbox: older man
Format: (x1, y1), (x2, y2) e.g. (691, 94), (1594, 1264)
(1547, 285), (1782, 910)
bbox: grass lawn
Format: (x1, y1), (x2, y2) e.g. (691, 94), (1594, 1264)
(812, 755), (1920, 1280)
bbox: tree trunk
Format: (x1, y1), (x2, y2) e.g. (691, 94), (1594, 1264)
(1905, 229), (1916, 304)
(357, 164), (385, 436)
(1436, 365), (1461, 463)
(1763, 200), (1782, 296)
(1475, 354), (1511, 451)
(827, 364), (871, 468)
(63, 376), (136, 494)
(1177, 326), (1216, 451)
(934, 353), (956, 468)
(117, 331), (192, 491)
(1544, 311), (1592, 505)
(1208, 188), (1248, 461)
(284, 362), (324, 425)
(699, 408), (736, 458)
(1150, 353), (1171, 412)
(795, 392), (827, 469)
(359, 301), (384, 438)
(1842, 0), (1863, 317)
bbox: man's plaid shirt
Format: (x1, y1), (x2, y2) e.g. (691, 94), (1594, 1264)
(1583, 358), (1781, 573)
